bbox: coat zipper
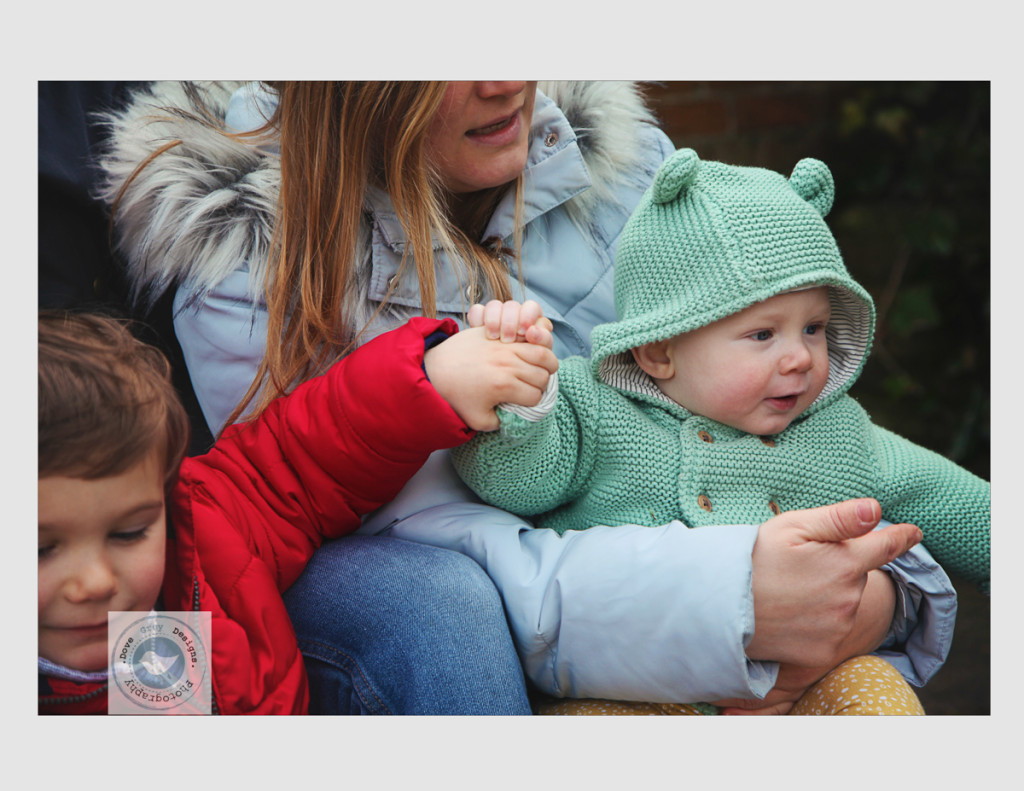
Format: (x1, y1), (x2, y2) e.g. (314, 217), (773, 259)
(39, 682), (108, 709)
(193, 575), (218, 715)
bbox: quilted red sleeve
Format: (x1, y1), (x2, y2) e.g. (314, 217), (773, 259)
(177, 317), (473, 591)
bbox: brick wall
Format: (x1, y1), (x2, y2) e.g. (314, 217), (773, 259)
(644, 81), (841, 170)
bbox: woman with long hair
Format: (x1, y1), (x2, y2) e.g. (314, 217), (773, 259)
(98, 81), (947, 714)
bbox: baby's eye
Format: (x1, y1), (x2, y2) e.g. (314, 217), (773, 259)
(750, 330), (773, 341)
(38, 544), (55, 561)
(804, 323), (827, 336)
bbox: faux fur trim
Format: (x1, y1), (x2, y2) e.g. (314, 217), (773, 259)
(95, 81), (273, 309)
(96, 81), (661, 310)
(536, 81), (661, 235)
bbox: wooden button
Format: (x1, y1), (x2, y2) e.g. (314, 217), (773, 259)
(768, 500), (781, 516)
(698, 494), (712, 512)
(760, 437), (776, 447)
(698, 430), (713, 443)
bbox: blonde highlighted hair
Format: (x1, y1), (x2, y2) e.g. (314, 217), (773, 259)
(229, 81), (524, 426)
(109, 81), (526, 431)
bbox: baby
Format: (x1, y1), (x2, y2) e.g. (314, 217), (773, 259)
(453, 148), (990, 714)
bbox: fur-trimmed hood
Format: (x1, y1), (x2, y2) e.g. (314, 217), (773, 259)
(95, 81), (664, 313)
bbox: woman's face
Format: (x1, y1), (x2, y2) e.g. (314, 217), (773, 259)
(426, 82), (538, 194)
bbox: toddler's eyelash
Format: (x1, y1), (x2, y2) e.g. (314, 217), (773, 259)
(111, 527), (149, 543)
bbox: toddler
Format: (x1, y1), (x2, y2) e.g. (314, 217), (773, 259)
(38, 309), (556, 713)
(453, 149), (990, 714)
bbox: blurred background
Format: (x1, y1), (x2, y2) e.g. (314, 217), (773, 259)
(646, 81), (991, 715)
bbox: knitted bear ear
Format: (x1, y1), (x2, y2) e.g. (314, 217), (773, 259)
(652, 148), (701, 205)
(788, 158), (835, 217)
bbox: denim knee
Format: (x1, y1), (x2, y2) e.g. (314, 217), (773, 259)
(283, 535), (530, 714)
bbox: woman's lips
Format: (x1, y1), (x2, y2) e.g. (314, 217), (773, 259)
(465, 110), (522, 145)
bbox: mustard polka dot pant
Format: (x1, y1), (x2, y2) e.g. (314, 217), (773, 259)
(535, 655), (925, 716)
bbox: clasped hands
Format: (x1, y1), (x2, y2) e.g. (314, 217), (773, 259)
(423, 299), (557, 432)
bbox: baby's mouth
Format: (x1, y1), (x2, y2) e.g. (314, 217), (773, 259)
(765, 394), (800, 410)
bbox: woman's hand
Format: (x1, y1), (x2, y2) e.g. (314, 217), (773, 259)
(713, 662), (830, 715)
(424, 326), (558, 432)
(744, 498), (920, 668)
(713, 567), (898, 714)
(467, 299), (554, 348)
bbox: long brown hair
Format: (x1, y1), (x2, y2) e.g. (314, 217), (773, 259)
(227, 81), (523, 427)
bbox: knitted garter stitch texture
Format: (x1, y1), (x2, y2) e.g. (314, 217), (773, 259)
(591, 148), (875, 408)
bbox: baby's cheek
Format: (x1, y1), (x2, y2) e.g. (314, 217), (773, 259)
(718, 376), (768, 413)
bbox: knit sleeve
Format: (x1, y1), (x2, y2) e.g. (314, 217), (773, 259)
(450, 358), (600, 517)
(872, 424), (990, 594)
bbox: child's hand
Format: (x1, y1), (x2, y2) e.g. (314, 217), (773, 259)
(425, 326), (559, 432)
(467, 299), (554, 349)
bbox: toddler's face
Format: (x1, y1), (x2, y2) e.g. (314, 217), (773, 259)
(38, 451), (167, 672)
(654, 288), (831, 435)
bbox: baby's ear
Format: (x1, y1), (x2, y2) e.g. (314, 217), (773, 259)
(631, 341), (674, 379)
(652, 148), (700, 205)
(789, 158), (835, 217)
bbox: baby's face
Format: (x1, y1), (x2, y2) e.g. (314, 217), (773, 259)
(655, 288), (831, 435)
(38, 450), (167, 672)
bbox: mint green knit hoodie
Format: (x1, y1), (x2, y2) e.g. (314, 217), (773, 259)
(452, 149), (989, 594)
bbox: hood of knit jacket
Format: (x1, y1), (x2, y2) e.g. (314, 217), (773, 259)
(94, 80), (663, 314)
(590, 148), (876, 416)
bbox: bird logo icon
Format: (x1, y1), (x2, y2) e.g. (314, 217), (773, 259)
(132, 637), (185, 689)
(138, 649), (182, 677)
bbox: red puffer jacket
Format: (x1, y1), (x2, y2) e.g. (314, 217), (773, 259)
(39, 318), (473, 714)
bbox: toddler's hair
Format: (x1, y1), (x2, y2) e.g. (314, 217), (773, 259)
(38, 311), (190, 491)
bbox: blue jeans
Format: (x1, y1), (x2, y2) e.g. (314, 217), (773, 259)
(282, 534), (532, 714)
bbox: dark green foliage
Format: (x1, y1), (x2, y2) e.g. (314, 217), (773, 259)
(825, 82), (990, 480)
(823, 84), (990, 715)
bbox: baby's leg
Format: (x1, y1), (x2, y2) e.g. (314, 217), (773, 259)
(533, 655), (924, 715)
(535, 698), (710, 715)
(790, 655), (925, 715)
